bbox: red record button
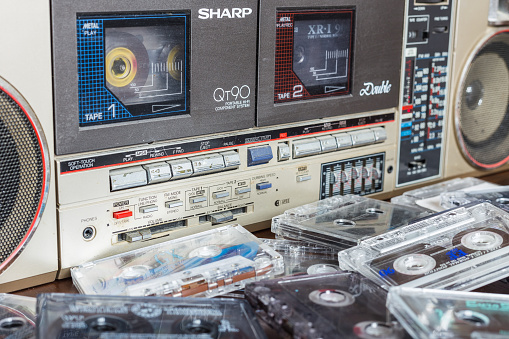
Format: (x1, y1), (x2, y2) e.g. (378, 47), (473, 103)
(113, 209), (133, 219)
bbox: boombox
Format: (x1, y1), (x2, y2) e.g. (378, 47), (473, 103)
(0, 0), (508, 291)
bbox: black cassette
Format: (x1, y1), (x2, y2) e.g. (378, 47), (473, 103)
(37, 293), (267, 339)
(0, 294), (36, 339)
(245, 272), (406, 339)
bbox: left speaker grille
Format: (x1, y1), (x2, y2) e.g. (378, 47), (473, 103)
(0, 88), (44, 266)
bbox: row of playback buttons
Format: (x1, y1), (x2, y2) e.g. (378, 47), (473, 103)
(110, 150), (241, 191)
(288, 127), (387, 159)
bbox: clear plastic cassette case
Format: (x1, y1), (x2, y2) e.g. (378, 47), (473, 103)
(261, 238), (340, 276)
(338, 202), (509, 291)
(271, 195), (429, 250)
(245, 272), (406, 339)
(37, 293), (267, 338)
(71, 224), (283, 297)
(387, 286), (509, 339)
(0, 294), (36, 339)
(391, 177), (492, 212)
(441, 185), (509, 210)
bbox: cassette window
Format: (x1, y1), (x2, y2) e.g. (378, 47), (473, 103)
(274, 9), (354, 103)
(77, 12), (190, 126)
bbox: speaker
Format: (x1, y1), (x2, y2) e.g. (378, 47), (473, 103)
(445, 0), (509, 177)
(0, 2), (57, 291)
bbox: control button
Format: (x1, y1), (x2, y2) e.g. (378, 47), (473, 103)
(139, 205), (158, 214)
(139, 229), (152, 240)
(213, 191), (230, 199)
(256, 182), (272, 190)
(235, 187), (252, 195)
(190, 196), (207, 204)
(113, 209), (133, 219)
(277, 143), (291, 161)
(143, 162), (172, 184)
(317, 135), (338, 152)
(296, 175), (312, 182)
(337, 171), (349, 183)
(126, 231), (142, 243)
(292, 138), (322, 158)
(351, 168), (360, 180)
(371, 168), (382, 180)
(110, 166), (147, 191)
(220, 151), (241, 169)
(371, 127), (387, 143)
(361, 167), (371, 179)
(247, 145), (273, 166)
(209, 211), (234, 224)
(165, 200), (184, 209)
(333, 133), (353, 150)
(189, 154), (225, 175)
(349, 130), (376, 147)
(167, 159), (193, 179)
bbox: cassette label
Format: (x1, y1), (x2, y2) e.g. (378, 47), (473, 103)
(77, 12), (190, 126)
(274, 9), (354, 103)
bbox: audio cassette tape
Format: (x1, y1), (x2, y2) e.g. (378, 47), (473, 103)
(37, 293), (267, 338)
(441, 186), (509, 210)
(271, 195), (428, 250)
(338, 202), (509, 291)
(391, 177), (494, 212)
(387, 286), (509, 339)
(245, 272), (406, 339)
(0, 294), (36, 339)
(71, 224), (283, 297)
(262, 238), (340, 276)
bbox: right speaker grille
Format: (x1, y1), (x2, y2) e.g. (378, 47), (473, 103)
(457, 31), (509, 168)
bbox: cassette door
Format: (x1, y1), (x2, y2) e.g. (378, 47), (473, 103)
(445, 0), (509, 177)
(0, 1), (58, 291)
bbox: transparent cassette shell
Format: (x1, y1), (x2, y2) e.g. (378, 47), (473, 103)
(261, 238), (340, 276)
(441, 185), (509, 209)
(245, 272), (406, 339)
(338, 202), (509, 291)
(0, 294), (36, 339)
(71, 224), (284, 297)
(391, 177), (491, 212)
(388, 286), (509, 339)
(271, 195), (429, 250)
(37, 293), (267, 338)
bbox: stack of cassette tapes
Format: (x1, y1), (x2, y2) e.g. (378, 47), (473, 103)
(71, 224), (283, 297)
(272, 195), (428, 250)
(387, 286), (509, 338)
(390, 177), (495, 212)
(36, 293), (267, 338)
(338, 202), (509, 291)
(245, 272), (406, 339)
(261, 238), (340, 276)
(0, 294), (36, 339)
(441, 186), (509, 210)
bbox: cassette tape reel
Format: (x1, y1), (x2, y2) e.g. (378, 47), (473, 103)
(445, 0), (509, 176)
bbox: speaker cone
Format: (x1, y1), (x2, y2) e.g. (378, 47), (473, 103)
(456, 31), (509, 168)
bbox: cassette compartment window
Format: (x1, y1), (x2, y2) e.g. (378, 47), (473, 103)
(76, 12), (190, 126)
(274, 9), (354, 103)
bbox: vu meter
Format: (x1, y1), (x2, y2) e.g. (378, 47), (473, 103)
(274, 9), (354, 103)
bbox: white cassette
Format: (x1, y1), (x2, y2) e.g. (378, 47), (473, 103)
(441, 186), (509, 210)
(71, 224), (283, 297)
(391, 177), (495, 212)
(387, 286), (509, 339)
(261, 238), (340, 276)
(271, 195), (428, 250)
(338, 202), (509, 291)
